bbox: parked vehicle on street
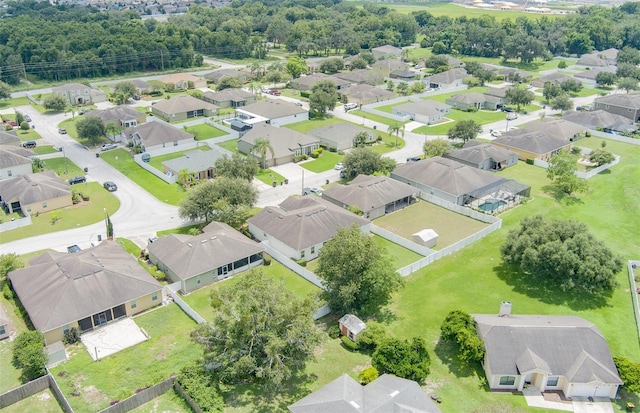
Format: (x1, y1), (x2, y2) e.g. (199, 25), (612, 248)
(103, 181), (117, 192)
(344, 103), (358, 111)
(101, 143), (117, 151)
(24, 115), (32, 122)
(58, 128), (67, 134)
(67, 245), (81, 253)
(490, 130), (502, 137)
(22, 140), (37, 148)
(68, 176), (86, 185)
(269, 89), (281, 96)
(303, 187), (323, 196)
(334, 162), (344, 170)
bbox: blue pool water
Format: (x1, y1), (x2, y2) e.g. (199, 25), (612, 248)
(478, 200), (506, 212)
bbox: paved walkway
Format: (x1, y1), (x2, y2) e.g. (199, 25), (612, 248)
(522, 387), (615, 413)
(523, 387), (573, 411)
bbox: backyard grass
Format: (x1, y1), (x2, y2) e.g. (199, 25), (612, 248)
(1, 389), (64, 413)
(256, 168), (287, 186)
(372, 235), (423, 268)
(374, 201), (489, 249)
(100, 149), (186, 205)
(185, 123), (227, 141)
(216, 138), (239, 153)
(285, 116), (345, 134)
(148, 146), (210, 172)
(0, 340), (23, 393)
(42, 157), (85, 177)
(15, 128), (42, 141)
(0, 182), (120, 244)
(300, 151), (342, 173)
(50, 303), (200, 413)
(33, 145), (59, 155)
(182, 262), (321, 322)
(375, 100), (410, 114)
(129, 388), (194, 413)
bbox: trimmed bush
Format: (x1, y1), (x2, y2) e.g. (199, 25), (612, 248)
(358, 366), (379, 384)
(63, 328), (80, 345)
(341, 336), (359, 351)
(328, 325), (341, 339)
(525, 158), (534, 165)
(263, 254), (272, 266)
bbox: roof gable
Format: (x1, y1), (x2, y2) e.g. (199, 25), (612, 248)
(492, 132), (569, 154)
(239, 124), (319, 158)
(323, 175), (417, 212)
(152, 95), (218, 114)
(126, 121), (194, 146)
(0, 170), (70, 205)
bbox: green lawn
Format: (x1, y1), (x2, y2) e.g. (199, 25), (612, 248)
(100, 149), (186, 205)
(374, 100), (410, 114)
(57, 118), (79, 141)
(0, 340), (23, 393)
(42, 157), (85, 177)
(185, 123), (227, 141)
(50, 304), (200, 413)
(0, 96), (30, 110)
(0, 182), (120, 244)
(148, 146), (210, 172)
(413, 109), (506, 135)
(372, 235), (423, 269)
(33, 145), (59, 155)
(182, 262), (321, 322)
(15, 128), (42, 141)
(216, 138), (239, 153)
(255, 168), (287, 186)
(129, 388), (194, 413)
(300, 151), (343, 173)
(1, 389), (64, 413)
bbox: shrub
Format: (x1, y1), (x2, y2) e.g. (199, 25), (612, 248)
(614, 356), (640, 394)
(357, 322), (388, 352)
(467, 107), (478, 113)
(571, 146), (582, 155)
(63, 327), (80, 345)
(263, 254), (271, 266)
(12, 331), (47, 382)
(372, 337), (430, 383)
(177, 363), (225, 413)
(558, 60), (568, 69)
(2, 283), (14, 300)
(341, 335), (359, 351)
(296, 259), (307, 267)
(358, 366), (379, 385)
(525, 158), (534, 165)
(328, 325), (341, 339)
(300, 91), (311, 98)
(310, 151), (319, 159)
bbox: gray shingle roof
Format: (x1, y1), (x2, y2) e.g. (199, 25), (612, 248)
(0, 130), (21, 146)
(241, 99), (307, 119)
(249, 196), (370, 251)
(444, 141), (517, 165)
(8, 241), (162, 333)
(288, 374), (442, 413)
(85, 106), (142, 123)
(239, 124), (319, 159)
(130, 79), (151, 90)
(0, 170), (70, 205)
(394, 100), (451, 117)
(323, 174), (417, 212)
(338, 314), (367, 335)
(203, 68), (252, 81)
(447, 92), (485, 105)
(125, 121), (194, 147)
(152, 95), (218, 115)
(391, 157), (504, 197)
(148, 221), (264, 281)
(473, 314), (622, 385)
(341, 84), (395, 101)
(574, 66), (616, 81)
(308, 123), (374, 147)
(0, 146), (33, 169)
(577, 54), (607, 67)
(518, 119), (585, 141)
(594, 93), (640, 109)
(425, 68), (467, 85)
(52, 83), (89, 93)
(203, 88), (254, 103)
(492, 131), (569, 155)
(334, 69), (376, 84)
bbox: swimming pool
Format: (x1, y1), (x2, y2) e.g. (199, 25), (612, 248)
(478, 199), (506, 212)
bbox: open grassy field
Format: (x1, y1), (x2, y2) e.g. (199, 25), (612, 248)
(0, 96), (30, 110)
(0, 182), (120, 244)
(374, 201), (489, 249)
(185, 123), (228, 141)
(100, 149), (186, 205)
(50, 304), (200, 413)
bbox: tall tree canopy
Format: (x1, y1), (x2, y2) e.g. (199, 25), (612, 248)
(342, 147), (396, 180)
(316, 224), (404, 316)
(191, 270), (322, 390)
(309, 79), (338, 116)
(546, 151), (588, 196)
(76, 116), (106, 145)
(372, 337), (430, 383)
(447, 120), (482, 143)
(500, 215), (622, 293)
(178, 177), (257, 224)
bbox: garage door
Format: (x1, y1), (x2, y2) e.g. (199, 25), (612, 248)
(570, 384), (614, 398)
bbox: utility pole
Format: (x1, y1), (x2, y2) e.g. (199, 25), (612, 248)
(160, 51), (165, 72)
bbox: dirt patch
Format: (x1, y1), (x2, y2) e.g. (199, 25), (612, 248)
(37, 392), (51, 401)
(82, 385), (108, 405)
(156, 352), (166, 360)
(351, 364), (369, 374)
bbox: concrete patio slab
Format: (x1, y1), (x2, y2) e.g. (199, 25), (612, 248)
(523, 387), (573, 412)
(81, 317), (148, 361)
(572, 397), (614, 413)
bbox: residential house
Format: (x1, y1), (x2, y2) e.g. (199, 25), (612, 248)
(148, 221), (264, 293)
(288, 374), (442, 413)
(371, 45), (403, 60)
(125, 121), (194, 152)
(151, 95), (219, 122)
(597, 48), (619, 64)
(494, 67), (532, 82)
(562, 110), (639, 135)
(203, 68), (253, 85)
(162, 147), (227, 181)
(85, 106), (147, 129)
(574, 67), (616, 88)
(334, 69), (383, 86)
(473, 311), (622, 398)
(341, 84), (395, 105)
(0, 170), (72, 214)
(130, 79), (152, 94)
(52, 83), (107, 104)
(0, 130), (21, 147)
(392, 100), (451, 125)
(576, 53), (608, 68)
(322, 174), (417, 219)
(248, 195), (370, 261)
(8, 241), (162, 345)
(492, 131), (571, 161)
(290, 73), (351, 91)
(0, 146), (34, 180)
(338, 314), (367, 342)
(389, 70), (421, 81)
(424, 68), (467, 89)
(445, 92), (486, 111)
(372, 59), (409, 77)
(0, 304), (12, 340)
(202, 88), (256, 108)
(593, 93), (640, 122)
(236, 99), (308, 127)
(483, 86), (512, 110)
(238, 124), (319, 167)
(157, 73), (206, 90)
(390, 157), (530, 206)
(516, 118), (585, 141)
(443, 140), (518, 171)
(530, 73), (573, 88)
(443, 54), (464, 68)
(308, 122), (375, 151)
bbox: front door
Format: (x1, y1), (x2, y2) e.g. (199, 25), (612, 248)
(97, 312), (108, 326)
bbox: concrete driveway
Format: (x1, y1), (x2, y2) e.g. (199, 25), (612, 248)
(572, 398), (614, 413)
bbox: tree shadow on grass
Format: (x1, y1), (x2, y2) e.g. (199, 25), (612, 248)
(541, 184), (584, 206)
(493, 262), (611, 311)
(434, 338), (485, 381)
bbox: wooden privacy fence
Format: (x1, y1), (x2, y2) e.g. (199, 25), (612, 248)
(0, 372), (74, 413)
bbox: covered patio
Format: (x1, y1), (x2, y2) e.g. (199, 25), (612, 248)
(81, 317), (149, 361)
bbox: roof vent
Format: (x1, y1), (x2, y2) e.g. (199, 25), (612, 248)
(349, 401), (360, 409)
(210, 236), (217, 240)
(201, 239), (208, 244)
(187, 243), (192, 248)
(390, 390), (400, 397)
(499, 301), (512, 317)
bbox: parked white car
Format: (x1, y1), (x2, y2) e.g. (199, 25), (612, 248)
(344, 103), (358, 111)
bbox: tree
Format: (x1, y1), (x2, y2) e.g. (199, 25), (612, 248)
(447, 120), (481, 143)
(589, 149), (615, 166)
(423, 138), (450, 158)
(214, 153), (259, 181)
(309, 80), (338, 116)
(12, 331), (47, 382)
(43, 95), (67, 111)
(505, 87), (534, 112)
(208, 199), (252, 229)
(178, 177), (258, 224)
(20, 121), (30, 131)
(342, 147), (396, 180)
(15, 112), (24, 126)
(32, 157), (44, 173)
(319, 57), (344, 74)
(557, 60), (568, 69)
(76, 116), (106, 145)
(177, 362), (225, 412)
(113, 81), (136, 103)
(613, 356), (640, 394)
(349, 57), (368, 70)
(500, 215), (622, 293)
(251, 137), (275, 169)
(217, 77), (243, 91)
(190, 270), (322, 390)
(542, 82), (562, 103)
(550, 94), (573, 113)
(396, 81), (409, 95)
(285, 56), (308, 79)
(0, 253), (23, 284)
(387, 122), (404, 147)
(316, 224), (403, 316)
(409, 82), (425, 94)
(595, 71), (617, 87)
(546, 151), (588, 196)
(353, 131), (370, 148)
(440, 310), (485, 364)
(560, 79), (582, 94)
(617, 77), (639, 93)
(177, 168), (196, 189)
(372, 337), (430, 383)
(475, 69), (494, 86)
(0, 81), (10, 99)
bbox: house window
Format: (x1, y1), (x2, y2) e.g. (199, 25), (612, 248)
(42, 202), (47, 208)
(152, 292), (158, 301)
(311, 246), (315, 254)
(62, 324), (70, 332)
(0, 325), (5, 335)
(499, 376), (516, 386)
(130, 299), (137, 309)
(547, 376), (559, 387)
(7, 170), (11, 176)
(174, 141), (178, 146)
(26, 207), (31, 212)
(301, 250), (305, 258)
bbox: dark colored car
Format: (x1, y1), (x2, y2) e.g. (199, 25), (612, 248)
(58, 128), (67, 134)
(67, 245), (81, 253)
(502, 107), (515, 113)
(23, 140), (37, 148)
(24, 115), (32, 122)
(68, 176), (86, 185)
(103, 181), (117, 192)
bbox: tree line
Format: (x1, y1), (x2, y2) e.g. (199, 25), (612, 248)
(2, 0), (640, 84)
